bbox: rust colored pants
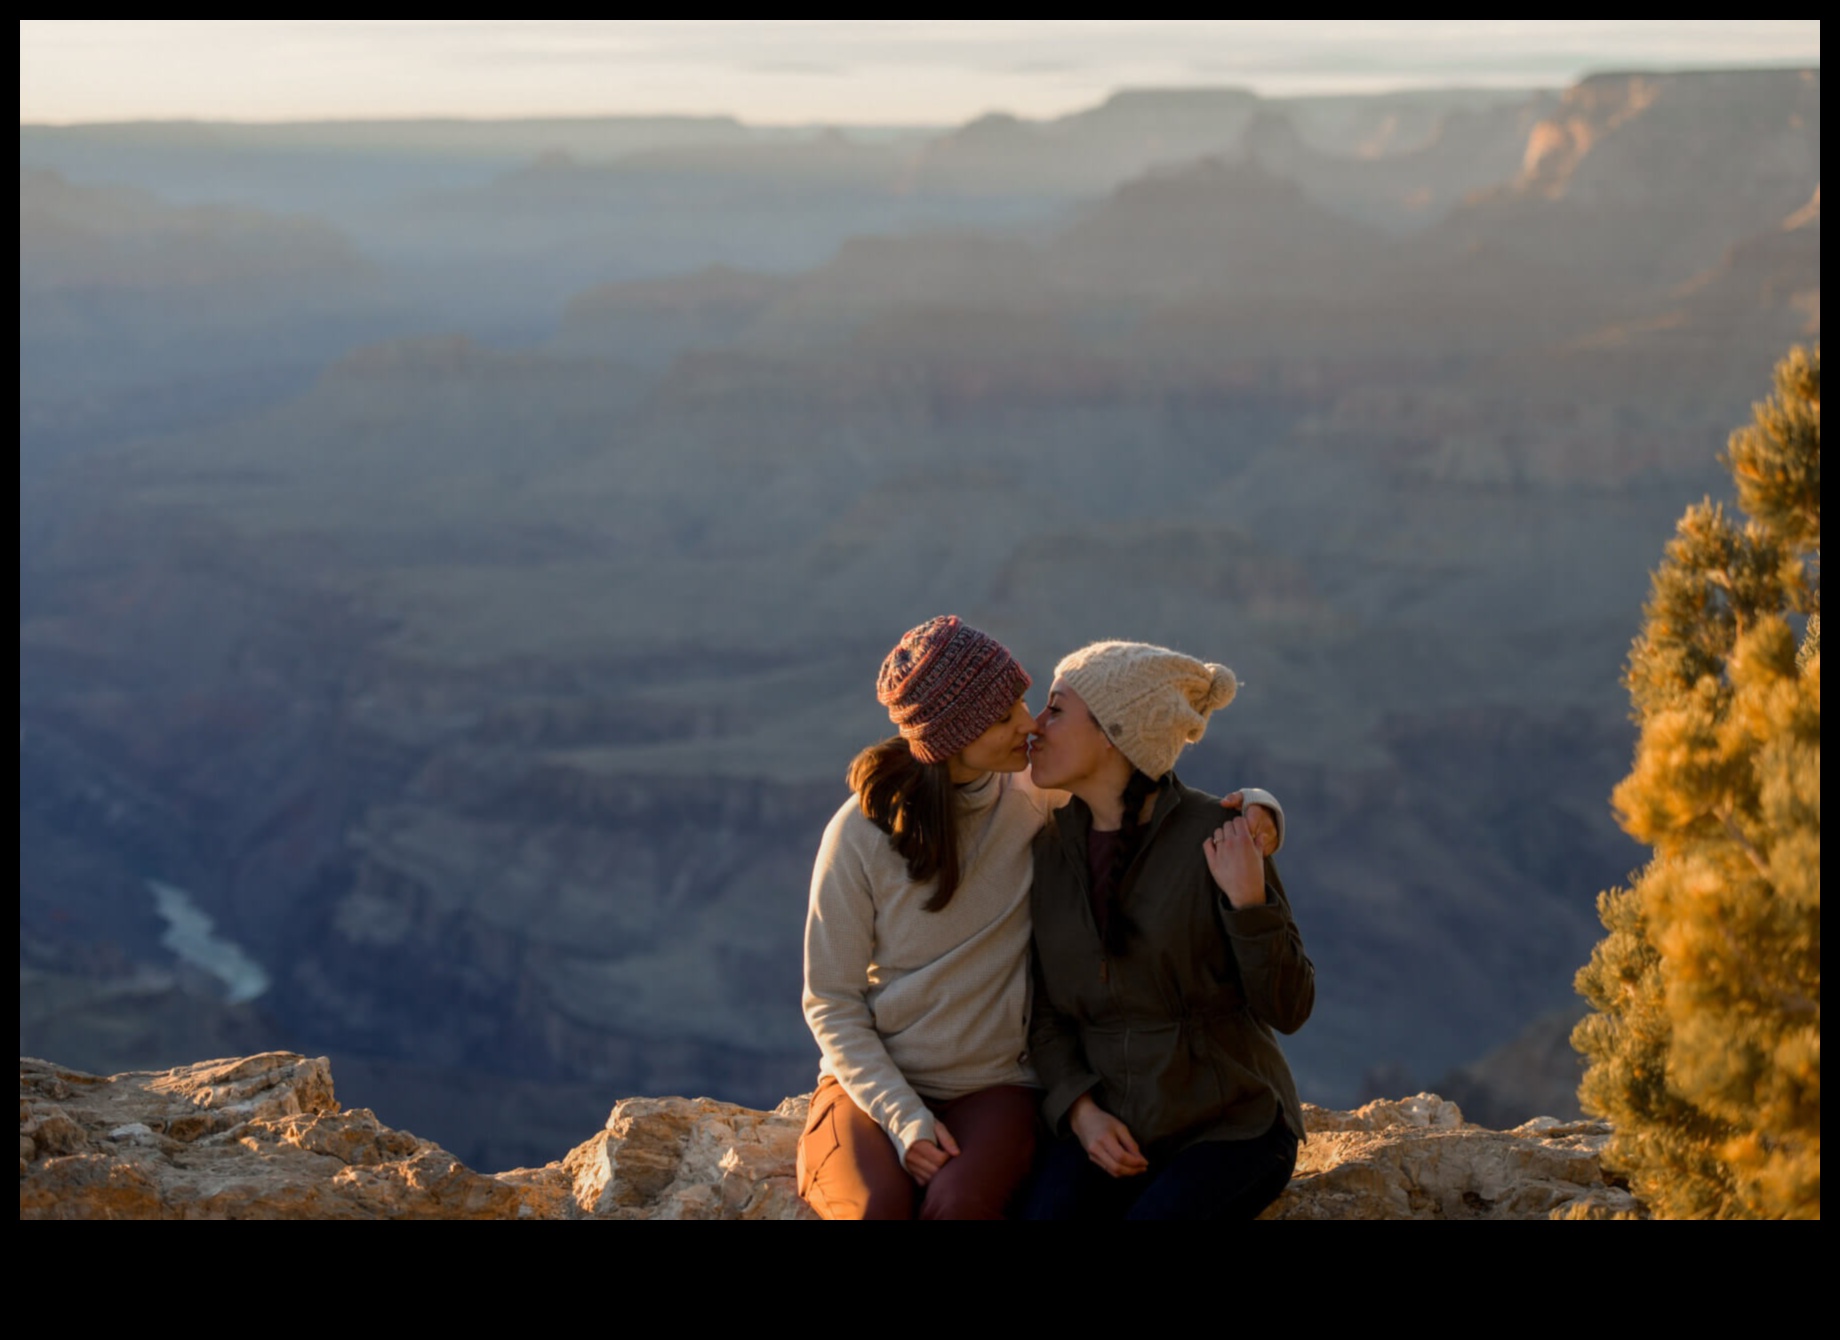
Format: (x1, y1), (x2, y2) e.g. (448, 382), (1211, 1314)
(796, 1075), (1040, 1220)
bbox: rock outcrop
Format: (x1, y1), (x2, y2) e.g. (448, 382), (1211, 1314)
(1273, 1094), (1638, 1219)
(19, 1053), (527, 1220)
(20, 1053), (1641, 1220)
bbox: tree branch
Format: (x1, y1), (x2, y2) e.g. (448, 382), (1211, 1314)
(1717, 812), (1772, 879)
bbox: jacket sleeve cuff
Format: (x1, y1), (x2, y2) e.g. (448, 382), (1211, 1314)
(1042, 1075), (1102, 1137)
(1220, 897), (1293, 938)
(1238, 786), (1284, 854)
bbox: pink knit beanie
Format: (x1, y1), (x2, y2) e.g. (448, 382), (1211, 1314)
(877, 616), (1032, 764)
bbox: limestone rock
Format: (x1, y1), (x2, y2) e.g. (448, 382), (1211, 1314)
(22, 1055), (1637, 1220)
(20, 1053), (522, 1220)
(20, 1053), (814, 1221)
(502, 1093), (815, 1220)
(1263, 1094), (1643, 1220)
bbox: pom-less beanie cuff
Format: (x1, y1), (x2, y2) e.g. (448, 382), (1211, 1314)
(1053, 640), (1236, 779)
(877, 616), (1031, 764)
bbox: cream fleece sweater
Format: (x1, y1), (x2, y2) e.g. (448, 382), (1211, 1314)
(802, 772), (1283, 1163)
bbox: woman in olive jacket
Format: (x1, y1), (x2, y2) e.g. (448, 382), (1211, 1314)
(1023, 639), (1313, 1220)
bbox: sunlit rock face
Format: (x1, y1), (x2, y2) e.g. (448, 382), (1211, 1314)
(19, 1053), (524, 1220)
(1451, 68), (1821, 293)
(1273, 1095), (1637, 1220)
(17, 1052), (811, 1221)
(20, 1053), (1637, 1220)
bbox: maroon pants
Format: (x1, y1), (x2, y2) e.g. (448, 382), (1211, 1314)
(796, 1076), (1040, 1220)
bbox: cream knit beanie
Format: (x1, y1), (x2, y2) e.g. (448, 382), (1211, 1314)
(1053, 640), (1237, 779)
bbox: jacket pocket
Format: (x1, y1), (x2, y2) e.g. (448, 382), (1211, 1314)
(1198, 1023), (1277, 1123)
(1121, 1020), (1214, 1147)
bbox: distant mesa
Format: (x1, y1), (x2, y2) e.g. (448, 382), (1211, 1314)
(1089, 86), (1264, 109)
(21, 115), (757, 162)
(1054, 155), (1380, 302)
(20, 166), (369, 292)
(910, 89), (1260, 197)
(949, 111), (1030, 138)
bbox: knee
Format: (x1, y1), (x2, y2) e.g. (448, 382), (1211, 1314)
(919, 1140), (1039, 1221)
(797, 1107), (916, 1221)
(856, 1180), (919, 1221)
(803, 1168), (915, 1221)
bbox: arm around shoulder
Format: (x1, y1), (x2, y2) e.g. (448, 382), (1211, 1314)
(1218, 856), (1315, 1035)
(1236, 785), (1285, 854)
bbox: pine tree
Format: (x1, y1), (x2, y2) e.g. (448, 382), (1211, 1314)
(1574, 346), (1820, 1219)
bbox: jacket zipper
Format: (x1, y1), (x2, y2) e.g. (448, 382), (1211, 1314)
(1067, 805), (1133, 1113)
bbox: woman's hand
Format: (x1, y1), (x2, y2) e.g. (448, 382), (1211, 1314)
(1069, 1093), (1148, 1178)
(1219, 792), (1280, 857)
(1205, 813), (1268, 909)
(904, 1119), (960, 1186)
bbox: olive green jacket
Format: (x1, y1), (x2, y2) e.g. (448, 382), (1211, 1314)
(1028, 776), (1313, 1151)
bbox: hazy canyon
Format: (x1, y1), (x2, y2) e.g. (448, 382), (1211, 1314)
(19, 69), (1820, 1168)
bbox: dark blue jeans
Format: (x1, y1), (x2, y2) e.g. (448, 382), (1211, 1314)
(1024, 1116), (1299, 1221)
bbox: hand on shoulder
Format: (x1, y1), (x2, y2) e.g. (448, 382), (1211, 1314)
(1219, 790), (1281, 857)
(1204, 814), (1268, 909)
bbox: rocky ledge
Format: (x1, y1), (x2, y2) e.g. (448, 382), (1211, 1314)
(19, 1052), (1641, 1219)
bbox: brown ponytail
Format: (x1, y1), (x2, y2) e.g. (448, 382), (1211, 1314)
(847, 735), (962, 912)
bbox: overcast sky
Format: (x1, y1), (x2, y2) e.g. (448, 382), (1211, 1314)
(19, 20), (1823, 126)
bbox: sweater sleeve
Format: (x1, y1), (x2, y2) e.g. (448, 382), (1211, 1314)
(801, 808), (937, 1163)
(1218, 855), (1315, 1035)
(1235, 785), (1286, 854)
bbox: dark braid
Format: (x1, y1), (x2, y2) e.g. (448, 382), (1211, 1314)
(1102, 768), (1162, 955)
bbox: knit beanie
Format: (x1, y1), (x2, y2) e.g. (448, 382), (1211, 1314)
(1052, 640), (1237, 779)
(877, 615), (1032, 765)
